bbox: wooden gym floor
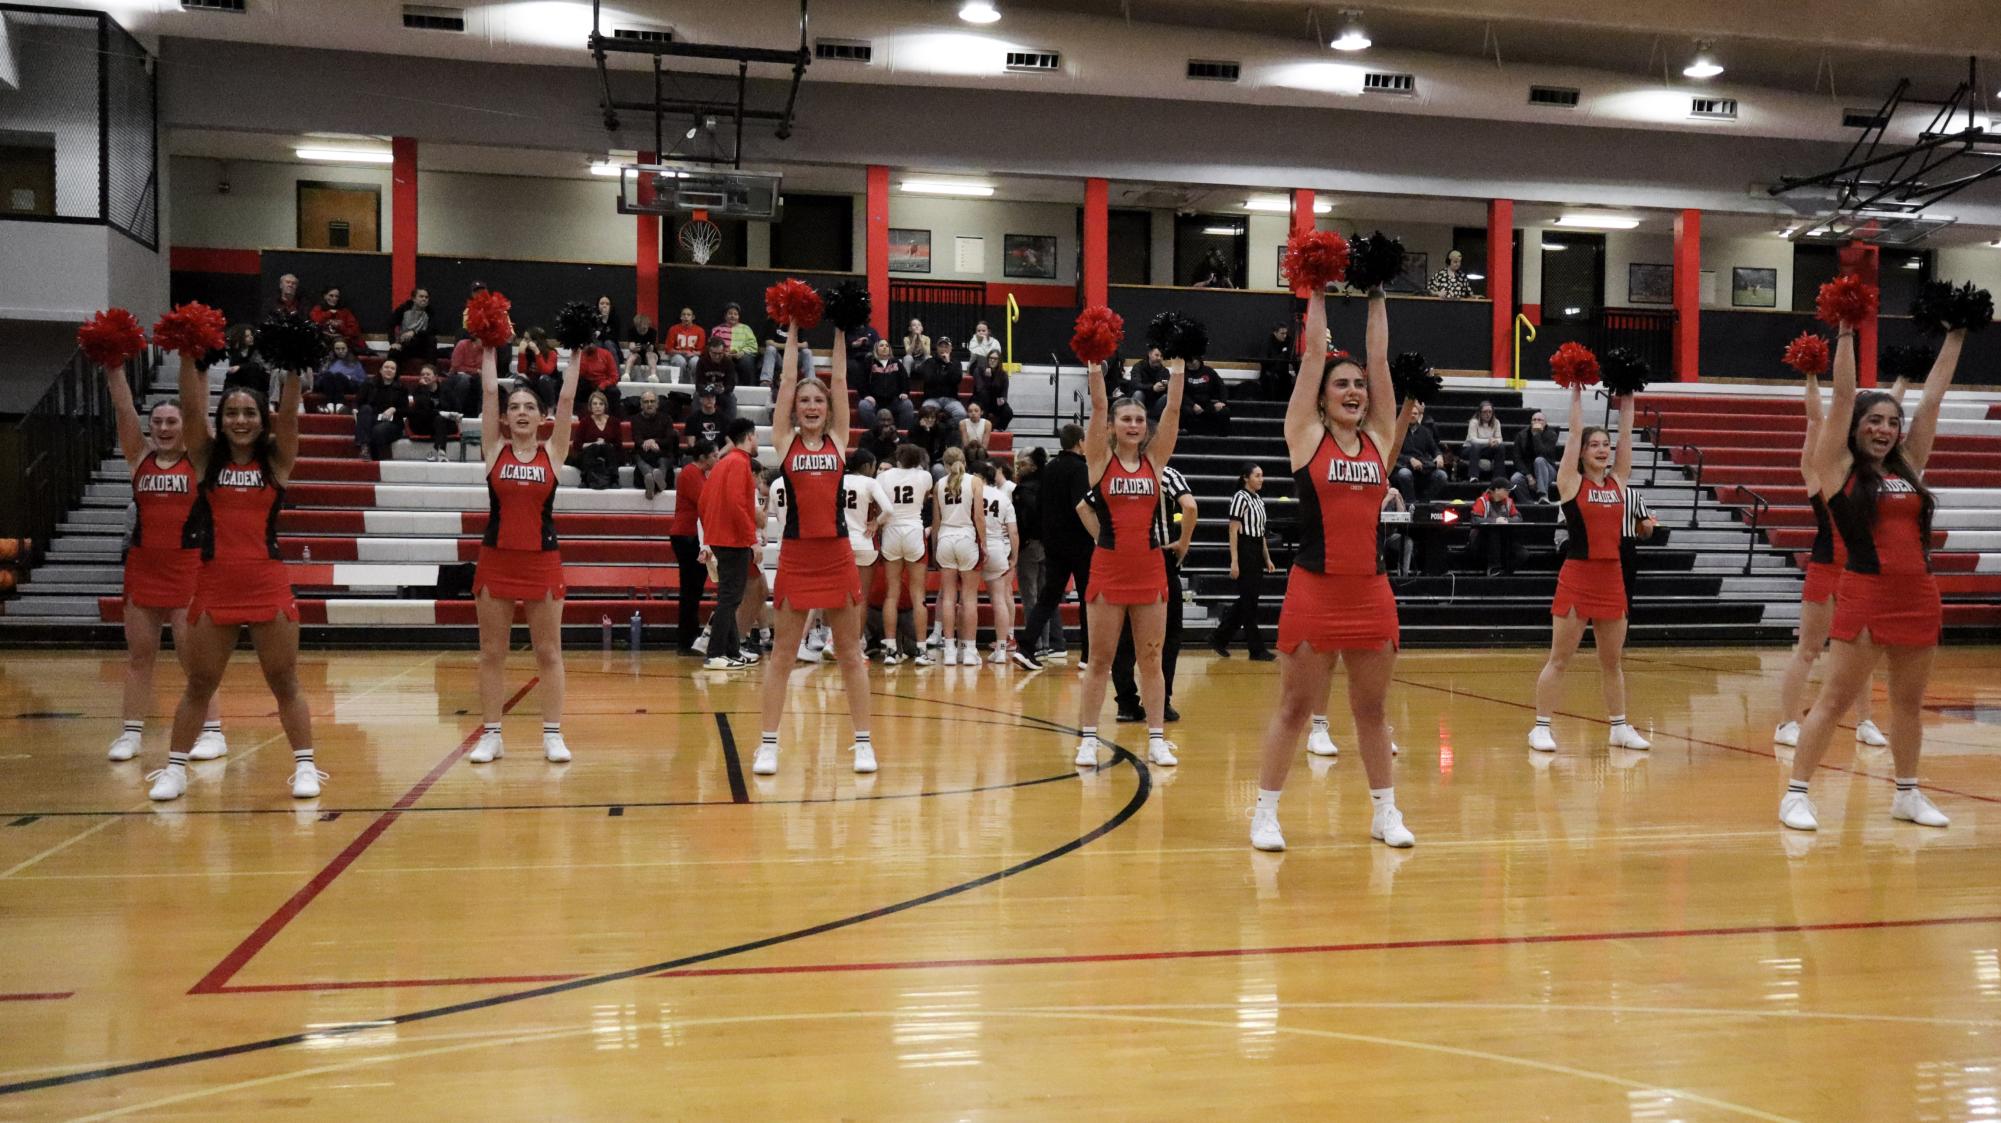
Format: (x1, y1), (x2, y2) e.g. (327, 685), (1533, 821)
(0, 645), (1996, 1120)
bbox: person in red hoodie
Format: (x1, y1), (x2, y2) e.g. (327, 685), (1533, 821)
(577, 341), (623, 416)
(309, 286), (367, 355)
(665, 307), (707, 381)
(670, 439), (717, 654)
(697, 417), (760, 668)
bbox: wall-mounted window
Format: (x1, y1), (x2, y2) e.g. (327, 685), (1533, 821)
(1173, 214), (1247, 289)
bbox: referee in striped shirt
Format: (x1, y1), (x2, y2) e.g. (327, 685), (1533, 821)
(1620, 486), (1657, 607)
(1212, 463), (1275, 658)
(1112, 464), (1197, 723)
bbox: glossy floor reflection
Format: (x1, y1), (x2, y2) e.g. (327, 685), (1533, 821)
(0, 646), (1996, 1119)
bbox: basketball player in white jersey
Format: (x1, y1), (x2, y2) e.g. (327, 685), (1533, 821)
(930, 447), (987, 665)
(978, 458), (1020, 664)
(876, 445), (935, 665)
(842, 448), (892, 655)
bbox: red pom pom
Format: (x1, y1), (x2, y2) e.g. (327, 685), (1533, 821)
(1550, 341), (1601, 388)
(1782, 332), (1830, 377)
(764, 278), (824, 331)
(1816, 274), (1878, 328)
(1070, 305), (1125, 364)
(77, 308), (147, 368)
(151, 302), (226, 360)
(1282, 229), (1350, 294)
(465, 290), (515, 348)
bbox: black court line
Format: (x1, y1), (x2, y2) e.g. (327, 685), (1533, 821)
(0, 739), (1149, 1098)
(715, 713), (750, 804)
(608, 806), (623, 817)
(8, 816), (37, 827)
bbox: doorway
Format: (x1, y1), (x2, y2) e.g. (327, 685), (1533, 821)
(1540, 231), (1604, 323)
(297, 181), (381, 251)
(0, 142), (57, 217)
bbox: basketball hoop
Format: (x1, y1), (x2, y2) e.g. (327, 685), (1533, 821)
(678, 208), (722, 265)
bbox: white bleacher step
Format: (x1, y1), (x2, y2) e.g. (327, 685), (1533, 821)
(65, 507), (129, 525)
(55, 522), (125, 539)
(1690, 553), (1790, 571)
(23, 564), (124, 585)
(348, 483), (669, 513)
(1, 595), (105, 617)
(47, 540), (125, 559)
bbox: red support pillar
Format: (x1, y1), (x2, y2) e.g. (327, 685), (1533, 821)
(1082, 177), (1108, 309)
(1849, 241), (1881, 387)
(1672, 208), (1702, 382)
(635, 151), (660, 324)
(391, 136), (418, 304)
(866, 166), (891, 338)
(1487, 199), (1513, 379)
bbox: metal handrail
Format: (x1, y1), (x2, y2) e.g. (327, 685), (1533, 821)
(1677, 443), (1705, 528)
(1737, 485), (1771, 575)
(1, 348), (127, 567)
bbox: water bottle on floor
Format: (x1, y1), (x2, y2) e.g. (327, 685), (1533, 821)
(600, 614), (613, 653)
(629, 610), (643, 652)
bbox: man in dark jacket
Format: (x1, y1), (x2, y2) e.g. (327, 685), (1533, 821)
(1392, 400), (1449, 502)
(1180, 356), (1229, 435)
(1012, 425), (1093, 669)
(916, 337), (968, 423)
(682, 388), (728, 452)
(1510, 409), (1563, 503)
(1130, 347), (1171, 419)
(691, 339), (739, 421)
(628, 390), (678, 497)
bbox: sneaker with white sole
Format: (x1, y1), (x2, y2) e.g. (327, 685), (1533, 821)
(941, 643), (959, 666)
(1773, 720), (1800, 747)
(798, 642), (823, 663)
(1779, 790), (1819, 831)
(1306, 728), (1338, 757)
(190, 730), (228, 761)
(1147, 740), (1179, 767)
(852, 743), (878, 773)
(691, 630), (710, 655)
(1371, 804), (1416, 848)
(543, 734), (571, 763)
(1855, 720), (1889, 747)
(1890, 789), (1949, 827)
(146, 765), (187, 801)
(1010, 649), (1043, 671)
(988, 645), (1008, 664)
(1073, 739), (1100, 768)
(752, 743), (779, 775)
(290, 763), (327, 799)
(913, 650), (936, 667)
(1608, 723), (1651, 750)
(882, 647), (908, 666)
(107, 731), (141, 762)
(1528, 725), (1558, 753)
(468, 731), (504, 763)
(1249, 808), (1286, 851)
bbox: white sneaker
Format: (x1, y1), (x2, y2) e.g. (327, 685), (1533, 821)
(852, 742), (878, 773)
(941, 643), (960, 666)
(543, 734), (571, 763)
(987, 645), (1008, 664)
(1608, 723), (1651, 750)
(881, 647), (908, 666)
(107, 731), (141, 762)
(1773, 721), (1800, 747)
(468, 731), (503, 763)
(798, 641), (823, 662)
(146, 765), (187, 801)
(1250, 807), (1286, 851)
(1073, 739), (1100, 768)
(913, 650), (936, 666)
(1147, 740), (1179, 767)
(1855, 720), (1889, 747)
(1779, 790), (1819, 831)
(752, 743), (779, 775)
(191, 730), (228, 761)
(1306, 728), (1338, 757)
(1890, 789), (1949, 827)
(1391, 740), (1401, 757)
(289, 763), (327, 799)
(691, 630), (710, 655)
(1528, 725), (1558, 753)
(1371, 804), (1416, 848)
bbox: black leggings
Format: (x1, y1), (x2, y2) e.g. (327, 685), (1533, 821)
(1211, 562), (1267, 654)
(671, 535), (705, 650)
(1017, 547), (1092, 655)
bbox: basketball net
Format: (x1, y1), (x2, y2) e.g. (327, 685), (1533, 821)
(679, 208), (722, 265)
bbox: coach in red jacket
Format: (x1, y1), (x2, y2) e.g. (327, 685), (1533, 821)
(697, 417), (760, 666)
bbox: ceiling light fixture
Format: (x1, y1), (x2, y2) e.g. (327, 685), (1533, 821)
(1244, 196), (1333, 214)
(1553, 214), (1641, 230)
(588, 161), (624, 177)
(1543, 243), (1568, 252)
(1329, 10), (1371, 52)
(900, 180), (996, 196)
(1466, 272), (1485, 281)
(295, 147), (393, 164)
(1902, 259), (1922, 269)
(1202, 225), (1245, 236)
(958, 0), (1000, 24)
(1682, 40), (1724, 80)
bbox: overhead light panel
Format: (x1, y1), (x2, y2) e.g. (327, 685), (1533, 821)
(1201, 225), (1245, 236)
(959, 0), (1000, 24)
(296, 147), (393, 164)
(588, 161), (623, 177)
(1553, 214), (1640, 230)
(1329, 9), (1370, 51)
(900, 180), (995, 197)
(1466, 272), (1485, 280)
(1682, 40), (1723, 80)
(1244, 196), (1332, 214)
(1543, 243), (1568, 252)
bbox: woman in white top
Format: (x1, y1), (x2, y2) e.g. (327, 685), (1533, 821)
(875, 444), (934, 665)
(929, 446), (987, 665)
(964, 321), (1003, 365)
(843, 446), (892, 615)
(978, 458), (1020, 664)
(959, 401), (993, 453)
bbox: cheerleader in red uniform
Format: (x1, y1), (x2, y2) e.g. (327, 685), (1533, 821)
(1781, 323), (1964, 832)
(469, 342), (582, 765)
(752, 326), (876, 776)
(149, 359), (312, 802)
(1527, 376), (1648, 754)
(104, 372), (224, 765)
(1250, 287), (1414, 852)
(1070, 347), (1183, 770)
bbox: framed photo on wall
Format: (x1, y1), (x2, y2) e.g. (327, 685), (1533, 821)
(1004, 234), (1058, 279)
(1732, 267), (1778, 308)
(887, 228), (931, 273)
(1628, 263), (1674, 305)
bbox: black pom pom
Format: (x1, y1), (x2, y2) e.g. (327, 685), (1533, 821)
(1910, 280), (1993, 334)
(821, 280), (873, 333)
(1389, 351), (1441, 404)
(554, 301), (598, 349)
(255, 311), (327, 373)
(1881, 344), (1933, 381)
(1144, 312), (1209, 360)
(1600, 347), (1651, 396)
(1344, 232), (1408, 292)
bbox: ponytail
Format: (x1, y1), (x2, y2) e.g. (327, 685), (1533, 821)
(943, 446), (966, 503)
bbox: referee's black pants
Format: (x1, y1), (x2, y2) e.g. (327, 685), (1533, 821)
(1210, 563), (1268, 656)
(1113, 555), (1182, 713)
(670, 534), (705, 651)
(1017, 545), (1092, 656)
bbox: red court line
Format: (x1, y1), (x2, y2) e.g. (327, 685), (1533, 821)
(216, 973), (583, 994)
(0, 992), (73, 1002)
(653, 913), (2001, 980)
(189, 678), (539, 996)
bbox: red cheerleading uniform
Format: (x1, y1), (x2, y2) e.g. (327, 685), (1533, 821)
(1278, 429), (1398, 652)
(1084, 453), (1168, 605)
(1552, 474), (1627, 621)
(1800, 495), (1842, 605)
(474, 446), (565, 601)
(1829, 470), (1939, 646)
(772, 436), (861, 609)
(185, 457), (297, 625)
(125, 452), (200, 609)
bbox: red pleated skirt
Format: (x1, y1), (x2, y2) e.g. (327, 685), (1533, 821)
(124, 547), (199, 610)
(1801, 561), (1840, 606)
(1552, 557), (1627, 621)
(474, 546), (566, 602)
(1085, 545), (1167, 606)
(1277, 569), (1399, 653)
(189, 558), (299, 626)
(1831, 570), (1940, 647)
(774, 535), (862, 610)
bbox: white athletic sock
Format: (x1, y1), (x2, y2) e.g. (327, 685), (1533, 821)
(1370, 786), (1395, 808)
(854, 730), (872, 744)
(292, 746), (315, 765)
(1310, 715), (1329, 731)
(167, 749), (189, 768)
(543, 722), (561, 737)
(1534, 716), (1552, 728)
(201, 720), (221, 734)
(1895, 776), (1918, 792)
(1608, 714), (1628, 727)
(761, 732), (779, 749)
(1255, 788), (1282, 813)
(1080, 725), (1098, 745)
(123, 720), (143, 734)
(1787, 779), (1810, 796)
(483, 722), (501, 735)
(1148, 727), (1167, 748)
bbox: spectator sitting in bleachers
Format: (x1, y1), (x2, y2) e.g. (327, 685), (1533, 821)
(710, 303), (759, 385)
(446, 332), (486, 415)
(1510, 408), (1562, 503)
(625, 313), (661, 382)
(354, 359), (407, 461)
(1132, 346), (1172, 419)
(515, 327), (559, 408)
(917, 336), (968, 423)
(692, 339), (738, 420)
(901, 318), (931, 374)
(591, 295), (620, 349)
(1391, 399), (1449, 502)
(859, 338), (916, 432)
(1181, 354), (1230, 435)
(683, 388), (728, 452)
(960, 402), (994, 454)
(1467, 479), (1521, 575)
(629, 389), (676, 498)
(964, 321), (1003, 366)
(861, 411), (902, 465)
(1258, 323), (1296, 400)
(665, 307), (706, 378)
(313, 338), (366, 411)
(1100, 354), (1142, 402)
(972, 351), (1013, 431)
(386, 288), (435, 367)
(219, 324), (268, 399)
(1460, 399), (1507, 481)
(844, 319), (881, 383)
(572, 390), (624, 489)
(578, 341), (622, 414)
(911, 402), (955, 476)
(310, 286), (367, 355)
(271, 272), (303, 317)
(405, 364), (457, 462)
(759, 319), (815, 386)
